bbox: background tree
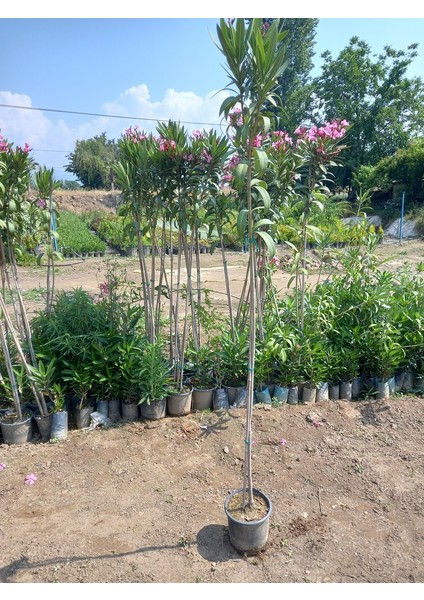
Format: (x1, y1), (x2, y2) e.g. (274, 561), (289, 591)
(248, 18), (319, 133)
(365, 138), (424, 206)
(65, 133), (118, 189)
(313, 37), (424, 189)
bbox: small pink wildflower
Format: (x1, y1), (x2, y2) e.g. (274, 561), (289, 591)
(279, 438), (288, 446)
(313, 421), (322, 428)
(0, 462), (6, 471)
(24, 473), (37, 485)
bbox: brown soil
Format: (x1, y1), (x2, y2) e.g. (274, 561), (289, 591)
(1, 208), (424, 584)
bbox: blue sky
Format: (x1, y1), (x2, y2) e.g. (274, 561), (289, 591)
(1, 14), (424, 180)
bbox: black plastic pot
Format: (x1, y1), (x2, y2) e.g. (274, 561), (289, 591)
(224, 488), (272, 554)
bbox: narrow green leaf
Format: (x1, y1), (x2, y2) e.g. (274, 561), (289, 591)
(237, 209), (248, 239)
(256, 230), (276, 258)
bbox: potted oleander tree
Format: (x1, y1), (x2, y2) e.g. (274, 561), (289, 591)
(138, 340), (172, 421)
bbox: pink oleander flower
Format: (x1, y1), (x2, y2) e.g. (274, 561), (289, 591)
(158, 138), (176, 152)
(270, 256), (280, 267)
(18, 143), (31, 153)
(202, 149), (212, 163)
(36, 198), (47, 209)
(123, 125), (148, 144)
(24, 473), (37, 485)
(279, 438), (288, 446)
(228, 107), (243, 127)
(99, 282), (110, 297)
(0, 463), (6, 471)
(191, 129), (204, 140)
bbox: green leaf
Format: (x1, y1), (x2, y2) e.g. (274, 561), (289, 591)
(253, 148), (268, 175)
(253, 218), (274, 230)
(237, 209), (248, 239)
(256, 230), (276, 258)
(252, 184), (271, 210)
(234, 162), (248, 192)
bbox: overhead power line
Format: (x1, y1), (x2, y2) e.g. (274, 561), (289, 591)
(0, 103), (223, 128)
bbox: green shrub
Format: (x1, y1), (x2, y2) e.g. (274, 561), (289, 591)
(57, 211), (107, 256)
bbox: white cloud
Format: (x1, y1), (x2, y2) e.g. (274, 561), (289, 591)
(0, 84), (230, 178)
(0, 92), (52, 147)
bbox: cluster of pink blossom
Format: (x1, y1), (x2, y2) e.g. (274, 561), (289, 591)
(158, 138), (177, 152)
(191, 129), (204, 140)
(0, 134), (8, 152)
(270, 130), (293, 152)
(201, 149), (213, 164)
(18, 143), (31, 154)
(35, 198), (47, 209)
(294, 119), (349, 143)
(221, 154), (241, 183)
(0, 134), (31, 154)
(123, 125), (148, 144)
(228, 108), (243, 127)
(99, 281), (110, 297)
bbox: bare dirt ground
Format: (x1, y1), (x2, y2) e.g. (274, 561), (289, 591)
(1, 234), (424, 586)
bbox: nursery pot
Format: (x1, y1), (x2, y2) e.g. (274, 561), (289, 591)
(192, 388), (214, 411)
(73, 405), (94, 429)
(213, 387), (230, 410)
(351, 376), (362, 399)
(301, 385), (316, 404)
(316, 382), (329, 402)
(96, 399), (109, 417)
(340, 381), (352, 401)
(0, 413), (32, 445)
(273, 385), (288, 404)
(254, 386), (272, 405)
(139, 398), (166, 420)
(121, 402), (139, 422)
(225, 385), (246, 406)
(34, 413), (52, 442)
(167, 388), (192, 416)
(329, 383), (340, 401)
(50, 411), (68, 440)
(224, 488), (272, 554)
(414, 374), (424, 391)
(375, 378), (390, 400)
(108, 399), (121, 422)
(287, 385), (298, 405)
